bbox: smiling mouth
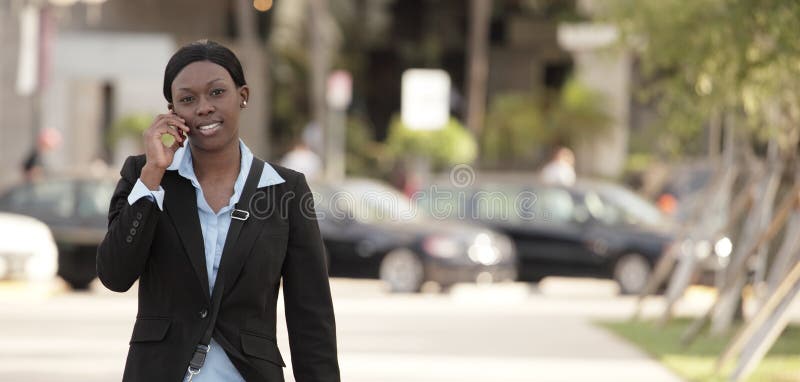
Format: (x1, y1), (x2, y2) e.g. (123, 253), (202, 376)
(197, 122), (221, 131)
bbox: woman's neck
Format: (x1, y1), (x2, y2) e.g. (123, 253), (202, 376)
(191, 139), (241, 183)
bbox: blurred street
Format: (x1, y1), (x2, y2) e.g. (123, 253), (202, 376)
(0, 277), (699, 382)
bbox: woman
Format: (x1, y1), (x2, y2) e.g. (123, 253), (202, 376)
(97, 40), (340, 382)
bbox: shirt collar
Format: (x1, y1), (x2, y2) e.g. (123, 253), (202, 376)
(166, 138), (286, 188)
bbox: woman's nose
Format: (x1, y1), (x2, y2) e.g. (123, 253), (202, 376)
(196, 97), (215, 115)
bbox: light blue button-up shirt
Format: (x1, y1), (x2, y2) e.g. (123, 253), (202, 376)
(127, 139), (285, 381)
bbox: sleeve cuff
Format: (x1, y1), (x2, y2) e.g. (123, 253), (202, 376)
(128, 178), (165, 211)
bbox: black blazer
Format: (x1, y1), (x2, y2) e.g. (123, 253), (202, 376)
(97, 155), (340, 382)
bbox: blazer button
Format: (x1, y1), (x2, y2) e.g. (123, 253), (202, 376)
(129, 228), (137, 236)
(125, 235), (133, 243)
(198, 308), (208, 319)
(136, 212), (143, 220)
(132, 220), (140, 228)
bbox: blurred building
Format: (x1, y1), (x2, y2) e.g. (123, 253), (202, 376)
(1, 0), (637, 188)
(0, 0), (269, 188)
(363, 0), (574, 141)
(360, 0), (632, 177)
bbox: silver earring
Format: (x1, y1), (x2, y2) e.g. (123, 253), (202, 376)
(241, 100), (247, 108)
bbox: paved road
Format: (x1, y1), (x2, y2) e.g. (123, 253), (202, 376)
(0, 277), (688, 382)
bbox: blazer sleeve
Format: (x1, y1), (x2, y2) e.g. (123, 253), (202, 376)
(96, 156), (162, 292)
(281, 173), (341, 382)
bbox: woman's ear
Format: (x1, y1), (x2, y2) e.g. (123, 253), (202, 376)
(239, 85), (250, 108)
(167, 104), (174, 111)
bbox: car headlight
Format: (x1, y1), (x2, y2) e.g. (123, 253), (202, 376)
(25, 252), (58, 281)
(423, 236), (463, 259)
(467, 232), (500, 266)
(0, 256), (8, 279)
(714, 236), (733, 258)
(694, 240), (712, 259)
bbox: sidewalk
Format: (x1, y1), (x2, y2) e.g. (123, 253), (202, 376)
(282, 278), (687, 382)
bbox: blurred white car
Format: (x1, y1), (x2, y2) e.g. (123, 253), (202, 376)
(0, 212), (58, 282)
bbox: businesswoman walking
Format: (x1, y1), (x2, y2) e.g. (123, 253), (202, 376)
(97, 40), (339, 382)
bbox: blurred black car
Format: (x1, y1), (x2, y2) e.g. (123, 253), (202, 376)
(0, 174), (116, 289)
(418, 175), (675, 294)
(654, 161), (714, 221)
(310, 178), (517, 293)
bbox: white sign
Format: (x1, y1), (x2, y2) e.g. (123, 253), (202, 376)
(16, 5), (40, 96)
(326, 70), (352, 110)
(401, 69), (450, 130)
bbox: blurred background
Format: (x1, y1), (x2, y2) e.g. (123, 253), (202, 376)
(1, 0), (799, 381)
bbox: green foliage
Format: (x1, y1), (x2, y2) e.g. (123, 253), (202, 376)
(385, 116), (478, 170)
(480, 78), (612, 166)
(345, 116), (386, 178)
(482, 92), (549, 165)
(599, 319), (800, 382)
(108, 113), (153, 149)
(549, 77), (613, 144)
(604, 0), (800, 154)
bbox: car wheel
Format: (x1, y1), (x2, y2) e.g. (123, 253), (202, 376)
(62, 275), (93, 290)
(379, 249), (424, 293)
(613, 253), (651, 295)
(58, 248), (96, 291)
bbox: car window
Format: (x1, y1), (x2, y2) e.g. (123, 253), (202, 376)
(582, 191), (623, 226)
(472, 185), (517, 222)
(77, 181), (116, 219)
(533, 188), (576, 225)
(0, 185), (33, 212)
(596, 184), (666, 226)
(29, 180), (75, 219)
(414, 185), (470, 221)
(336, 181), (424, 223)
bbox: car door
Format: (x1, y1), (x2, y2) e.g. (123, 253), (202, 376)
(26, 180), (78, 247)
(578, 190), (639, 265)
(75, 179), (116, 246)
(0, 181), (76, 238)
(312, 185), (371, 278)
(496, 186), (597, 279)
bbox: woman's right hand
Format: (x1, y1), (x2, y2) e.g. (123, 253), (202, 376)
(140, 113), (190, 190)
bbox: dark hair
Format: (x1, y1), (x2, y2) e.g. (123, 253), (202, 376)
(162, 40), (246, 103)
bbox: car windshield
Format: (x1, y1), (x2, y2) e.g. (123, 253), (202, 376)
(593, 184), (666, 227)
(78, 180), (116, 218)
(328, 180), (425, 224)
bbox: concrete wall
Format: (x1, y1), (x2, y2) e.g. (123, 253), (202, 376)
(55, 0), (230, 40)
(558, 23), (631, 178)
(0, 0), (273, 189)
(44, 32), (175, 171)
(0, 3), (36, 190)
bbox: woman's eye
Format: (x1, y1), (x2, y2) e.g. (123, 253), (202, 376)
(179, 96), (194, 103)
(211, 88), (225, 96)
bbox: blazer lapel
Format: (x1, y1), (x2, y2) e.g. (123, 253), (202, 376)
(218, 185), (283, 295)
(161, 171), (211, 300)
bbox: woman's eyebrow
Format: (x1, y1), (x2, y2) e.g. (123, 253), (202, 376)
(177, 78), (226, 91)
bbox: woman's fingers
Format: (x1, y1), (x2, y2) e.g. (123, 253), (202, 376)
(168, 138), (182, 152)
(152, 124), (184, 144)
(160, 115), (191, 134)
(155, 113), (190, 134)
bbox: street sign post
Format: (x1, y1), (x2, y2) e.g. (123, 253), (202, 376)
(401, 69), (450, 130)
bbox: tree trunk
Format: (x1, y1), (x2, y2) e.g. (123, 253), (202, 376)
(465, 0), (491, 136)
(659, 164), (736, 326)
(235, 0), (269, 157)
(711, 140), (782, 336)
(308, 0), (330, 177)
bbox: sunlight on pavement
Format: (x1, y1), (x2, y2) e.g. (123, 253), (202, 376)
(0, 280), (67, 301)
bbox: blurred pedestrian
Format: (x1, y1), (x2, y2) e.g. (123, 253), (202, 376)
(541, 146), (576, 186)
(96, 40), (339, 382)
(21, 128), (62, 182)
(280, 139), (323, 181)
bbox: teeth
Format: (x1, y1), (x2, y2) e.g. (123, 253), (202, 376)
(198, 122), (220, 131)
